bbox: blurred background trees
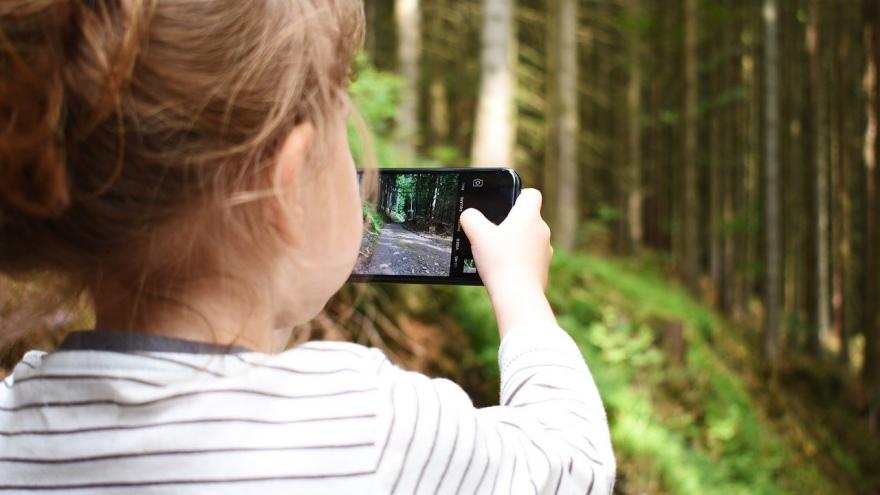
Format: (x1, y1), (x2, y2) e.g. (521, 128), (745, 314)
(354, 0), (880, 492)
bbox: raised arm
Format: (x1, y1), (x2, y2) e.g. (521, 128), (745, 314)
(373, 189), (615, 493)
(373, 326), (615, 494)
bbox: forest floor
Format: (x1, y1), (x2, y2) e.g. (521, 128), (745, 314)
(396, 250), (880, 495)
(361, 222), (452, 276)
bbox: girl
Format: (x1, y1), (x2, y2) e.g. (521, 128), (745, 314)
(0, 0), (615, 493)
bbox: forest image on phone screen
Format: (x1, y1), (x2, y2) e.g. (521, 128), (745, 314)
(354, 173), (459, 277)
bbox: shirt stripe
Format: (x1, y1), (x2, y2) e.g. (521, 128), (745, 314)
(1, 327), (615, 493)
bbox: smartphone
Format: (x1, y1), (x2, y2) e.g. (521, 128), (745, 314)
(350, 167), (521, 285)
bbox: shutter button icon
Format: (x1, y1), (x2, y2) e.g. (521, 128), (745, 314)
(473, 179), (484, 188)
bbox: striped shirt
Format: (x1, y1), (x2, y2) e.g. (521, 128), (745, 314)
(0, 326), (615, 493)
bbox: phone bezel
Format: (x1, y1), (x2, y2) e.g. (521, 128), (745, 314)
(349, 167), (521, 286)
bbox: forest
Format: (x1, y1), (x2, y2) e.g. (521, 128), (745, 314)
(346, 0), (880, 492)
(2, 0), (880, 493)
(354, 173), (458, 276)
(376, 173), (458, 234)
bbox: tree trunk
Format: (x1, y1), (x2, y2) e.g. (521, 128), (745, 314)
(721, 3), (737, 313)
(807, 0), (832, 352)
(831, 4), (851, 364)
(763, 0), (782, 368)
(430, 174), (439, 219)
(429, 79), (449, 143)
(709, 30), (723, 305)
(394, 0), (421, 162)
(547, 0), (579, 250)
(626, 0), (643, 253)
(863, 0), (880, 432)
(543, 0), (558, 227)
(471, 0), (516, 168)
(682, 0), (700, 291)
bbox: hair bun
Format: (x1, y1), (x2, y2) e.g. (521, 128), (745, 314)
(0, 1), (73, 219)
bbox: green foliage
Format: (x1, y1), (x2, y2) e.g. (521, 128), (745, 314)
(348, 55), (403, 168)
(349, 55), (402, 136)
(348, 57), (455, 169)
(448, 286), (500, 384)
(427, 145), (462, 166)
(596, 205), (622, 225)
(362, 203), (384, 234)
(442, 251), (839, 495)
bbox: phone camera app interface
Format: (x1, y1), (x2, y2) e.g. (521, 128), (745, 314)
(354, 172), (459, 278)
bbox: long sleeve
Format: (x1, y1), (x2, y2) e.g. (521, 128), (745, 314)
(374, 326), (615, 494)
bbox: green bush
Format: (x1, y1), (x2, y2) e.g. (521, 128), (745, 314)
(443, 251), (837, 495)
(362, 203), (384, 233)
(348, 55), (403, 168)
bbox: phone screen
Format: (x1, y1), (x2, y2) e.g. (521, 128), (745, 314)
(351, 168), (520, 285)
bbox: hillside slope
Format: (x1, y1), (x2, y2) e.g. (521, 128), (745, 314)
(441, 252), (878, 494)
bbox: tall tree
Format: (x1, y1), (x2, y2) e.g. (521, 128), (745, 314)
(471, 0), (516, 167)
(831, 1), (852, 364)
(709, 5), (724, 305)
(806, 0), (832, 351)
(544, 0), (579, 250)
(763, 0), (781, 367)
(682, 0), (699, 290)
(626, 0), (643, 252)
(863, 0), (880, 431)
(394, 0), (421, 162)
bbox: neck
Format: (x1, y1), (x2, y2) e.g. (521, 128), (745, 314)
(90, 278), (291, 353)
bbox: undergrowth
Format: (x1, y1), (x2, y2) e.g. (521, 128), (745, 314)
(441, 251), (865, 495)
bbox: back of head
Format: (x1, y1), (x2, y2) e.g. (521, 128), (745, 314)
(0, 0), (364, 285)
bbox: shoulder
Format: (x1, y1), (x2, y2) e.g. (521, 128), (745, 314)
(3, 350), (47, 381)
(279, 340), (389, 373)
(228, 341), (392, 393)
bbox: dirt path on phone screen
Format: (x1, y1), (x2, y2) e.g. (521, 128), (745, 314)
(364, 222), (452, 276)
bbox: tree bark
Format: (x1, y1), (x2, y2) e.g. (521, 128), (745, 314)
(429, 79), (449, 143)
(553, 0), (579, 250)
(807, 0), (832, 352)
(471, 0), (516, 168)
(394, 0), (421, 162)
(831, 4), (851, 364)
(763, 0), (782, 367)
(682, 0), (700, 291)
(626, 0), (643, 253)
(709, 24), (723, 305)
(862, 0), (880, 432)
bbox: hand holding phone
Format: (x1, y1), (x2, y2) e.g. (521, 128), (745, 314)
(460, 189), (553, 292)
(460, 189), (557, 338)
(350, 168), (520, 285)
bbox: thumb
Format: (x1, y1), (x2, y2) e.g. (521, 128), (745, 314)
(460, 208), (495, 245)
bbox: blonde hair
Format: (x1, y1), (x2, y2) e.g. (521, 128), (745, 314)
(0, 0), (364, 291)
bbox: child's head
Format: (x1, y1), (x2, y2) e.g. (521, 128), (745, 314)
(0, 0), (366, 338)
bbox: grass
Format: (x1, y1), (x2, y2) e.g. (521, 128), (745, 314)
(441, 250), (852, 495)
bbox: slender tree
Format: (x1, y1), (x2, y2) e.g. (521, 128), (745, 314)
(626, 0), (643, 252)
(544, 0), (579, 250)
(709, 8), (723, 304)
(682, 0), (699, 290)
(763, 0), (781, 367)
(807, 0), (832, 351)
(394, 0), (421, 162)
(831, 2), (852, 364)
(863, 0), (880, 431)
(471, 0), (516, 167)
